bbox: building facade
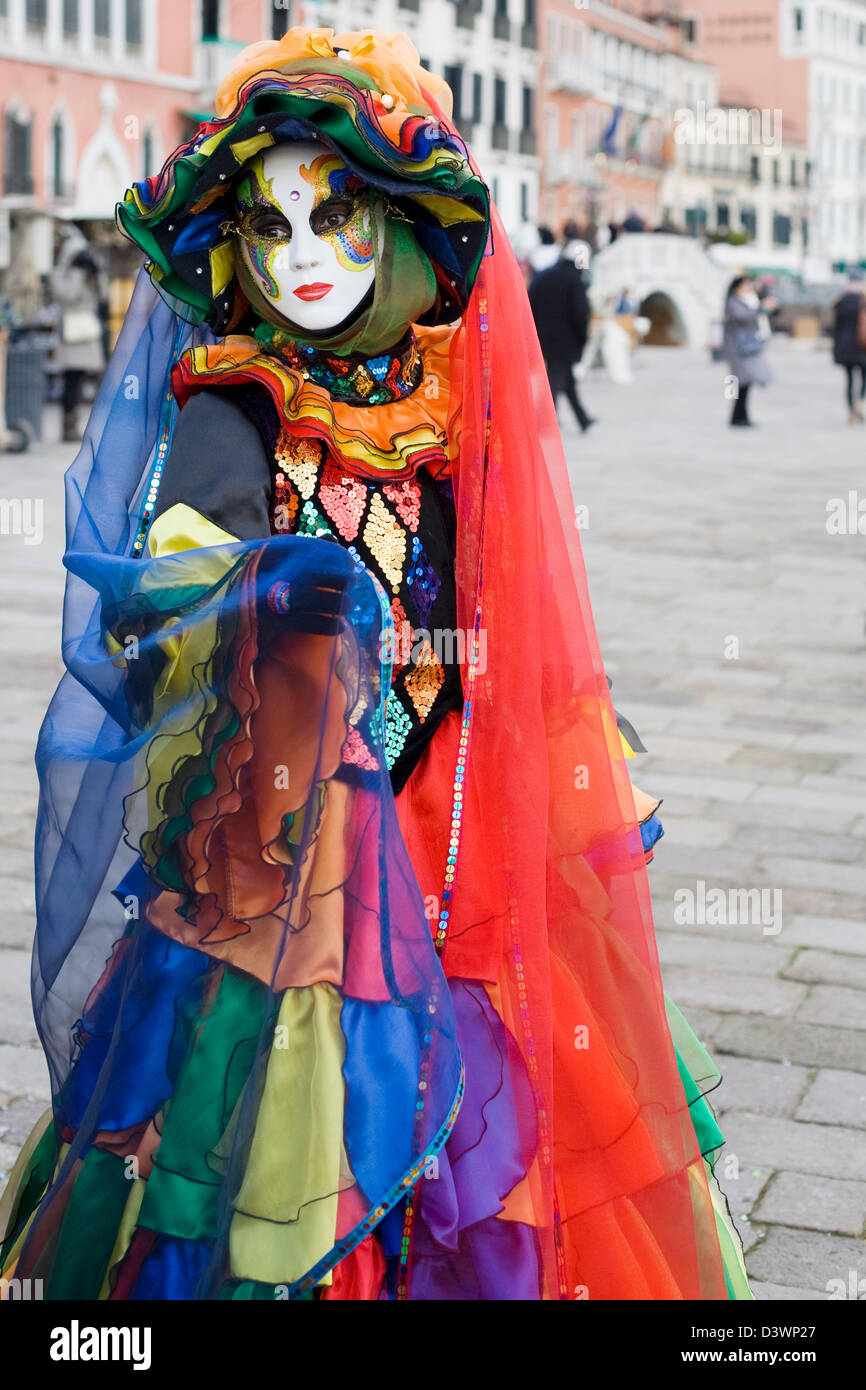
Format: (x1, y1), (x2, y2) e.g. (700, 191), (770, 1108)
(660, 53), (812, 276)
(687, 0), (866, 271)
(0, 0), (544, 312)
(0, 1), (294, 313)
(305, 0), (542, 235)
(539, 0), (676, 235)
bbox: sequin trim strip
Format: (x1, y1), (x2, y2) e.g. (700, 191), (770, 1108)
(284, 1063), (465, 1299)
(397, 289), (492, 1299)
(131, 319), (188, 558)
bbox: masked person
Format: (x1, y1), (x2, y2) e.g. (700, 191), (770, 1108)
(0, 29), (751, 1302)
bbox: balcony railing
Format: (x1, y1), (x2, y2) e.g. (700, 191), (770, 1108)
(397, 0), (420, 11)
(519, 129), (537, 155)
(199, 37), (248, 92)
(493, 13), (510, 40)
(546, 57), (601, 97)
(548, 149), (585, 184)
(520, 22), (537, 48)
(492, 123), (510, 151)
(456, 3), (476, 29)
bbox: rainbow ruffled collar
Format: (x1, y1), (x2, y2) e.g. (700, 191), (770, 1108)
(171, 323), (457, 481)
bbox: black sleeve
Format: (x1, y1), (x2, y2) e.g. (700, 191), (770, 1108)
(153, 389), (273, 541)
(567, 276), (589, 351)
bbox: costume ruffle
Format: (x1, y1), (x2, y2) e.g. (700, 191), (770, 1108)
(0, 952), (748, 1301)
(171, 324), (454, 479)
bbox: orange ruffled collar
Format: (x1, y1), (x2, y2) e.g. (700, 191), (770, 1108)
(171, 324), (457, 481)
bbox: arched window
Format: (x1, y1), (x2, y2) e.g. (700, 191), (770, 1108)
(4, 109), (32, 195)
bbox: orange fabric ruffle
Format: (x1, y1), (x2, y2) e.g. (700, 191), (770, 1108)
(172, 324), (457, 482)
(215, 28), (454, 122)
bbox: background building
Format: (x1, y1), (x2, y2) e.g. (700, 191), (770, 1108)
(539, 0), (677, 234)
(0, 0), (293, 320)
(308, 0), (542, 234)
(687, 0), (866, 272)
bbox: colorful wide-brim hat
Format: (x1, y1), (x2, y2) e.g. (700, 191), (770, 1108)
(117, 28), (491, 335)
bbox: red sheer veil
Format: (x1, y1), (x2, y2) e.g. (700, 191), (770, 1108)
(439, 207), (728, 1299)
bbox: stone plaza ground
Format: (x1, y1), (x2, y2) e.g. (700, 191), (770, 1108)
(1, 334), (864, 1299)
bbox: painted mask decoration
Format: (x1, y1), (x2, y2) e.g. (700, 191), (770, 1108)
(232, 141), (377, 333)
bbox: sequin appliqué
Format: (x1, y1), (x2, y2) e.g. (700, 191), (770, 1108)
(403, 639), (445, 722)
(406, 535), (441, 628)
(363, 492), (407, 594)
(341, 724), (380, 771)
(275, 429), (322, 499)
(382, 480), (421, 533)
(297, 500), (335, 538)
(319, 464), (369, 542)
(384, 693), (413, 769)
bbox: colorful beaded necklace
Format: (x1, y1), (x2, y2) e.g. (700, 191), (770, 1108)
(254, 323), (424, 407)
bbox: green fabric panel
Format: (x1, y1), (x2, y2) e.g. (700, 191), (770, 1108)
(138, 967), (273, 1242)
(0, 1121), (57, 1268)
(675, 1045), (725, 1157)
(44, 1149), (132, 1300)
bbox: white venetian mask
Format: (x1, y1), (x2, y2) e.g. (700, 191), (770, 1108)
(233, 141), (377, 333)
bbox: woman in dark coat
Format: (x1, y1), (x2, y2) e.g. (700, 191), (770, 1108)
(831, 271), (866, 423)
(722, 275), (774, 427)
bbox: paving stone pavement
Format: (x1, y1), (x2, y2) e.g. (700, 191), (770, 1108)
(573, 337), (866, 1300)
(0, 338), (864, 1300)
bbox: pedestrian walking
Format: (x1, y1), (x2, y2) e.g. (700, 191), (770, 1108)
(526, 225), (560, 279)
(529, 239), (596, 431)
(831, 269), (866, 424)
(722, 275), (775, 427)
(50, 224), (106, 441)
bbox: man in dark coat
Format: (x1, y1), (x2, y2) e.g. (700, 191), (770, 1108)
(528, 241), (595, 432)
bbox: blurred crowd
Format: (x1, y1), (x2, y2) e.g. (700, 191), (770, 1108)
(3, 214), (866, 454)
(0, 223), (108, 451)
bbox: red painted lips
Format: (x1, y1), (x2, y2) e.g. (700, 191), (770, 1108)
(293, 283), (334, 301)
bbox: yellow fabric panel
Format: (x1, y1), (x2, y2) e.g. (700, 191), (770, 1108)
(97, 1177), (146, 1300)
(229, 132), (275, 166)
(147, 501), (238, 559)
(409, 193), (486, 226)
(210, 239), (236, 298)
(134, 503), (242, 867)
(688, 1161), (754, 1301)
(229, 983), (350, 1286)
(0, 1108), (53, 1276)
(619, 729), (636, 760)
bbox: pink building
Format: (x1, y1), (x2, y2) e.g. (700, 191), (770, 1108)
(684, 0), (808, 143)
(685, 0), (866, 268)
(537, 0), (722, 239)
(0, 0), (295, 314)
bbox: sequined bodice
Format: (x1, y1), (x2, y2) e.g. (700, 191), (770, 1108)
(269, 427), (462, 793)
